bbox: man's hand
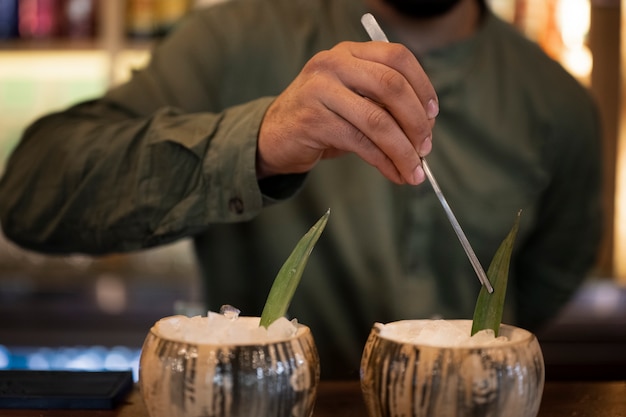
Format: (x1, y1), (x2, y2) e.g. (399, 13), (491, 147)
(257, 40), (438, 185)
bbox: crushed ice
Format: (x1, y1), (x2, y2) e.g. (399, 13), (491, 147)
(155, 305), (298, 344)
(382, 320), (510, 347)
(219, 304), (241, 320)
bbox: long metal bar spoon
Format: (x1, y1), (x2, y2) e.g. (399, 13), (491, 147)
(361, 13), (494, 293)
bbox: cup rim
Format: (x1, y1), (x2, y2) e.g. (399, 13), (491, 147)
(148, 315), (312, 347)
(372, 319), (536, 349)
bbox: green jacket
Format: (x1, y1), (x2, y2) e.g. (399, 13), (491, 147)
(0, 0), (602, 378)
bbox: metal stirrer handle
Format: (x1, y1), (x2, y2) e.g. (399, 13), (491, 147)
(421, 159), (493, 293)
(361, 13), (494, 293)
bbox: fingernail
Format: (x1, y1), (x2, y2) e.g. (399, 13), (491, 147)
(427, 99), (439, 119)
(413, 164), (425, 184)
(419, 135), (432, 156)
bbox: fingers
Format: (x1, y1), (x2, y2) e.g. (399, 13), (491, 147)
(337, 41), (438, 152)
(321, 88), (424, 184)
(257, 40), (438, 185)
(310, 42), (437, 184)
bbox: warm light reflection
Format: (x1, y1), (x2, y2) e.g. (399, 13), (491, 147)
(488, 0), (592, 84)
(616, 111), (626, 280)
(555, 0), (592, 83)
(111, 49), (150, 86)
(0, 51), (107, 79)
(616, 0), (626, 283)
(486, 0), (516, 21)
(95, 273), (128, 314)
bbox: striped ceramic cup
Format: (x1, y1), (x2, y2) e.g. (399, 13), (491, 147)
(139, 315), (320, 417)
(360, 319), (544, 417)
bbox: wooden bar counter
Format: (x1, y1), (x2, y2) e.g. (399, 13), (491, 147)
(3, 379), (625, 417)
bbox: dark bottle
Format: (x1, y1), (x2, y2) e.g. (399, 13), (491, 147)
(0, 0), (19, 39)
(63, 0), (96, 38)
(18, 0), (64, 39)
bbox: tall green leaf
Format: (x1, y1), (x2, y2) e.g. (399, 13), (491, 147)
(471, 210), (521, 337)
(259, 209), (330, 328)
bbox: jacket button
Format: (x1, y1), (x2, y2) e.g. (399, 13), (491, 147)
(228, 197), (244, 214)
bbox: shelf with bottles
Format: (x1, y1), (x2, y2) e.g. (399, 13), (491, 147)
(0, 0), (100, 47)
(0, 0), (192, 52)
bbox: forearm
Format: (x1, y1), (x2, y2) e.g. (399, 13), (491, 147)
(0, 97), (274, 254)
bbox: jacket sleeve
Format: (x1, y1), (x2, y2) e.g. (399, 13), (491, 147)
(0, 8), (303, 255)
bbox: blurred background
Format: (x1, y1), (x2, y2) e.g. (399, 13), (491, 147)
(0, 0), (624, 381)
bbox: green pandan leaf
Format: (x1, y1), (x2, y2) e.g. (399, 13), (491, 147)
(471, 210), (521, 337)
(259, 209), (330, 328)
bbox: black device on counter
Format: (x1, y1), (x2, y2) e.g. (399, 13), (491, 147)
(0, 369), (134, 409)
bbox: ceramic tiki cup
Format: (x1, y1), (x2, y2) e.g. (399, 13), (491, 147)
(360, 319), (545, 417)
(139, 315), (320, 417)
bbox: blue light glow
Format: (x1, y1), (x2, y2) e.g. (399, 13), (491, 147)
(0, 344), (142, 381)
